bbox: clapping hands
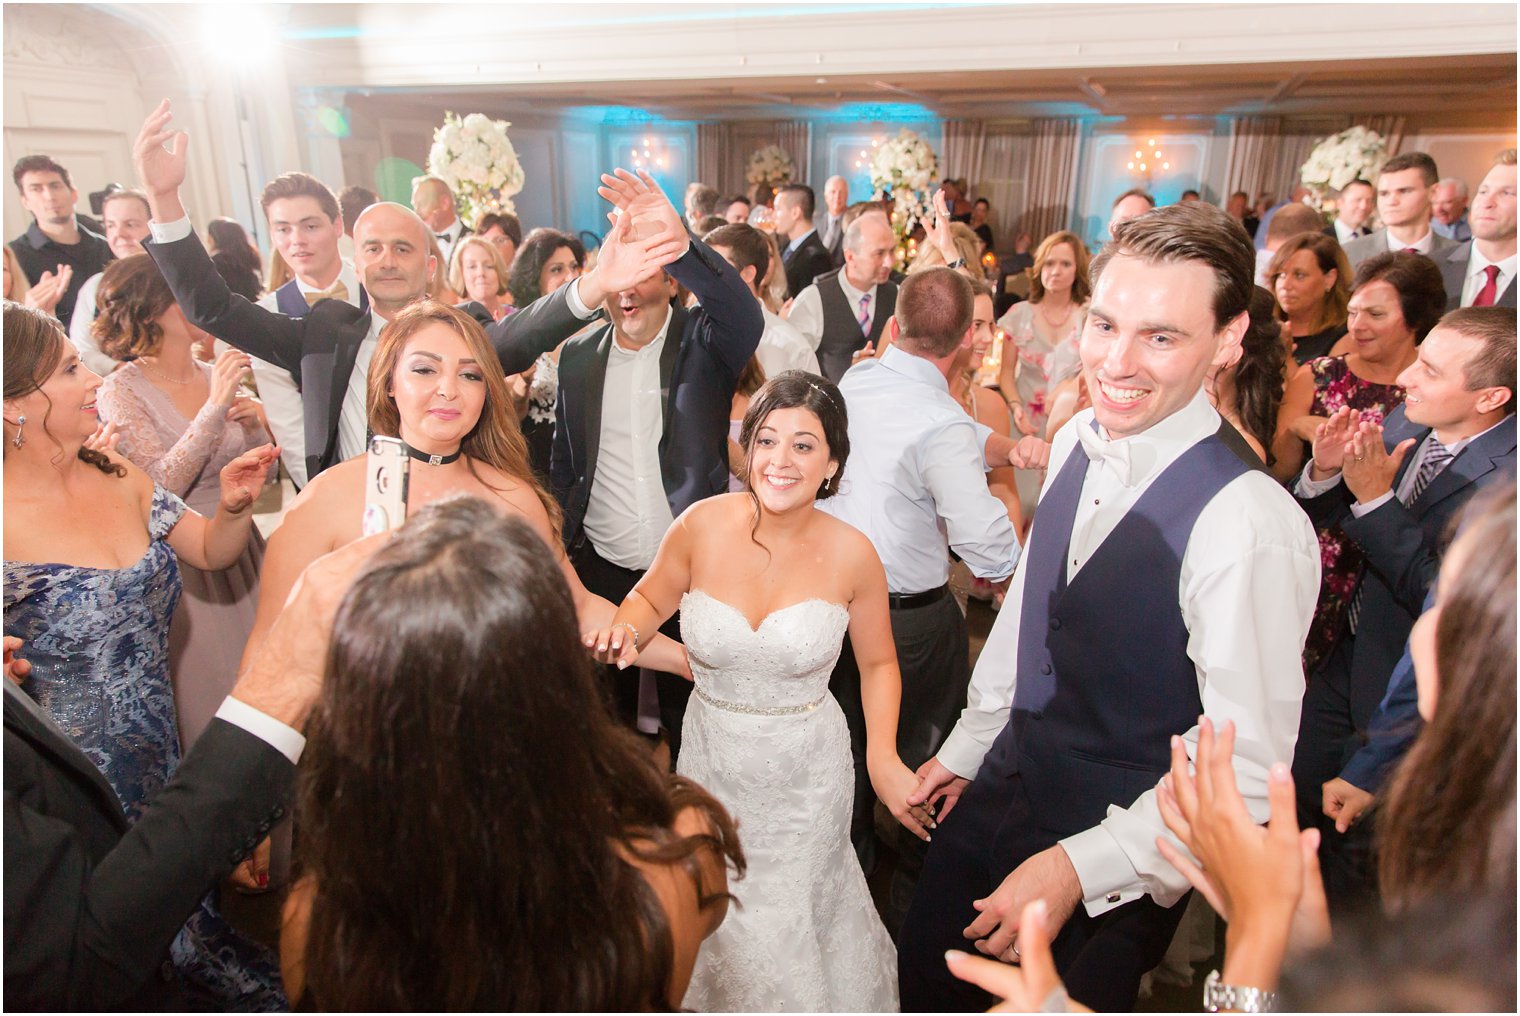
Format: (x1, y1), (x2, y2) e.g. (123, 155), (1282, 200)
(23, 266), (72, 315)
(1154, 718), (1331, 962)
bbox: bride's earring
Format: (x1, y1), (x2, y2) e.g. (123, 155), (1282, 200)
(9, 414), (25, 448)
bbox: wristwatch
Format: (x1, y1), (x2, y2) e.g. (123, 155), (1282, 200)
(1202, 969), (1279, 1013)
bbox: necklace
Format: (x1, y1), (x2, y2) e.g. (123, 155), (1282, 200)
(1037, 301), (1074, 331)
(403, 441), (463, 466)
(135, 357), (199, 385)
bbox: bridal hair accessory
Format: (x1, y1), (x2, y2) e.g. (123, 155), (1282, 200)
(11, 414), (25, 447)
(804, 379), (842, 415)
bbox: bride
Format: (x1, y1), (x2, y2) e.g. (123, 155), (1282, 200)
(587, 370), (932, 1011)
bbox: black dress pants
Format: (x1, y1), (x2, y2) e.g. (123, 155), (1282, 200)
(570, 541), (692, 762)
(897, 770), (1190, 1013)
(829, 593), (969, 876)
(1293, 636), (1380, 917)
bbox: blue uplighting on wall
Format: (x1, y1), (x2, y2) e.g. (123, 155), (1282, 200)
(564, 106), (670, 126)
(817, 102), (937, 124)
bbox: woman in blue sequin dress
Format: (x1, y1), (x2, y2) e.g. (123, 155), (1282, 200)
(3, 303), (284, 1010)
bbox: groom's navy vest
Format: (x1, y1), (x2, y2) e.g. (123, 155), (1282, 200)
(980, 423), (1258, 841)
(274, 276), (368, 319)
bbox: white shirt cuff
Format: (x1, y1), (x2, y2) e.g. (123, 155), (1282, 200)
(1349, 489), (1395, 518)
(1294, 461), (1342, 498)
(935, 724), (990, 781)
(565, 277), (597, 319)
(1059, 824), (1144, 917)
(217, 696), (306, 765)
(148, 215), (194, 244)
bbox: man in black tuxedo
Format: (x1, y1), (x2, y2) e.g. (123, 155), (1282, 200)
(552, 170), (763, 755)
(412, 174), (471, 266)
(1437, 154), (1516, 311)
(1292, 305), (1516, 911)
(775, 183), (836, 299)
(4, 538), (367, 1010)
(133, 100), (684, 482)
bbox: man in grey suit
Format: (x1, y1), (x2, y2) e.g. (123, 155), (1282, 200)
(1342, 152), (1460, 268)
(1437, 151), (1517, 310)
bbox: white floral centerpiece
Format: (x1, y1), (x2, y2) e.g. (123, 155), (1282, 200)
(426, 111), (526, 223)
(1300, 126), (1389, 208)
(746, 145), (795, 188)
(868, 128), (940, 254)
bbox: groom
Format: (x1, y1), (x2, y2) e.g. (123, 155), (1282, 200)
(896, 203), (1321, 1011)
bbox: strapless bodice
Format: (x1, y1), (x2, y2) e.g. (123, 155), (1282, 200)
(679, 589), (850, 713)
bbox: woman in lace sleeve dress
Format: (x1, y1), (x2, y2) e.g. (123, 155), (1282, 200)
(92, 254), (271, 750)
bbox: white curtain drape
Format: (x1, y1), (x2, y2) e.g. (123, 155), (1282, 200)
(1222, 116), (1285, 203)
(774, 120), (813, 186)
(696, 122), (733, 194)
(1021, 118), (1081, 242)
(942, 119), (988, 194)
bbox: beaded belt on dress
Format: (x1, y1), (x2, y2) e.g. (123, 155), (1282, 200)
(694, 686), (828, 716)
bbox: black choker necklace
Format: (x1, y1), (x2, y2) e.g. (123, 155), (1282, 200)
(403, 441), (463, 466)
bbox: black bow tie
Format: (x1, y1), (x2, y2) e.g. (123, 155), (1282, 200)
(436, 233), (451, 242)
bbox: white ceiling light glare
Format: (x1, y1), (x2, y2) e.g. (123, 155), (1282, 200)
(200, 4), (281, 73)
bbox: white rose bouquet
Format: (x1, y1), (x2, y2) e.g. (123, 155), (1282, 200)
(868, 128), (940, 245)
(427, 111), (526, 222)
(1301, 126), (1389, 206)
(746, 145), (795, 188)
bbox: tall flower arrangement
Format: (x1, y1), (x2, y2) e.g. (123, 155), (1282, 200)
(868, 128), (940, 255)
(426, 111), (526, 223)
(1300, 126), (1389, 208)
(746, 145), (795, 188)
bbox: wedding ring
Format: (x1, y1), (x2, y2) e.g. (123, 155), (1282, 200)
(1011, 942), (1021, 961)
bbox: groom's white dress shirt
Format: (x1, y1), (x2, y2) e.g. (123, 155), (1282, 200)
(937, 391), (1319, 916)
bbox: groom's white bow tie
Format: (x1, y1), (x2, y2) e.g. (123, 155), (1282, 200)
(1075, 418), (1141, 488)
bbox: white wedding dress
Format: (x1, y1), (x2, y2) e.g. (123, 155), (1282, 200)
(677, 589), (899, 1013)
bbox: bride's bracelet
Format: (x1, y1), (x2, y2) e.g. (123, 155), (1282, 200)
(611, 621), (642, 650)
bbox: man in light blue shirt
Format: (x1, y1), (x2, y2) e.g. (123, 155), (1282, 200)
(821, 267), (1046, 901)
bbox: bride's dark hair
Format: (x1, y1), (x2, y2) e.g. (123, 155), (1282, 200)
(737, 370), (850, 501)
(295, 496), (743, 1010)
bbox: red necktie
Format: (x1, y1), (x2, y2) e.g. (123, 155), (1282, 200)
(1402, 247), (1419, 254)
(1473, 264), (1501, 307)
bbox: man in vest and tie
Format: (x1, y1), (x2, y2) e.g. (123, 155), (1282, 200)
(254, 172), (364, 489)
(897, 203), (1321, 1012)
(786, 210), (899, 383)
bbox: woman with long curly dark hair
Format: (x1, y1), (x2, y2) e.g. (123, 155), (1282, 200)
(505, 229), (588, 476)
(1208, 286), (1289, 465)
(281, 497), (743, 1010)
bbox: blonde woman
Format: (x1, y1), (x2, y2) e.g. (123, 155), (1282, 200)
(995, 230), (1091, 438)
(449, 234), (512, 321)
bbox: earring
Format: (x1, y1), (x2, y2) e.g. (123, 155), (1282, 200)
(10, 414), (24, 448)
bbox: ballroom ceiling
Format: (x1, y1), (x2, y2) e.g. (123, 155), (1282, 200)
(119, 2), (1515, 128)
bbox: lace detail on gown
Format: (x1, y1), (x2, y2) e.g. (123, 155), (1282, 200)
(677, 590), (899, 1012)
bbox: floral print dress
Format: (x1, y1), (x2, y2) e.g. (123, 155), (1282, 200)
(1301, 355), (1407, 673)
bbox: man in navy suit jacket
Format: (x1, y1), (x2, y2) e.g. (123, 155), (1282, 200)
(1293, 306), (1516, 910)
(552, 170), (763, 755)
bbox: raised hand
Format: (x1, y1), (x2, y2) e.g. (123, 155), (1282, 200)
(1309, 406), (1358, 478)
(1343, 421), (1414, 505)
(907, 754), (971, 823)
(218, 443), (279, 515)
(598, 169), (689, 249)
(133, 99), (189, 221)
(210, 347), (253, 408)
(1154, 718), (1331, 960)
(926, 188), (958, 262)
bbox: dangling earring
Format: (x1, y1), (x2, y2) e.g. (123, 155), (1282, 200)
(10, 414), (25, 448)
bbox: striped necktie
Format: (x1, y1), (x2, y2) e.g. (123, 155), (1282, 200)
(1349, 435), (1454, 635)
(1405, 436), (1452, 506)
(857, 293), (872, 336)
